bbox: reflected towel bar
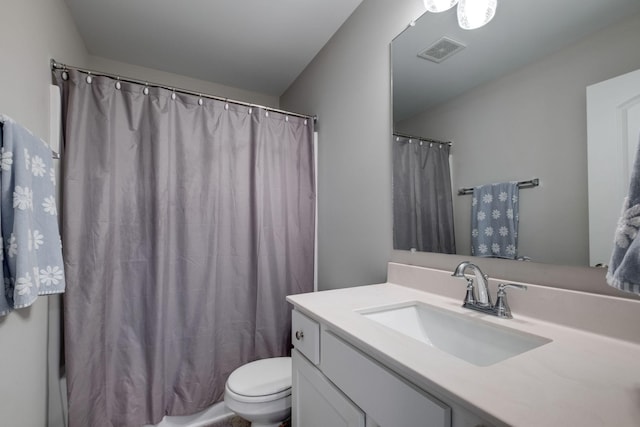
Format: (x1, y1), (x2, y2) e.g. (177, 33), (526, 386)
(457, 178), (539, 196)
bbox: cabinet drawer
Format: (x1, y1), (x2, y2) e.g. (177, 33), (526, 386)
(322, 330), (451, 427)
(292, 309), (320, 364)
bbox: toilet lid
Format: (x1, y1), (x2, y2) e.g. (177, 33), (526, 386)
(227, 357), (292, 397)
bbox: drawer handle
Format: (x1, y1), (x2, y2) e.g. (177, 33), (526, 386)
(295, 330), (304, 341)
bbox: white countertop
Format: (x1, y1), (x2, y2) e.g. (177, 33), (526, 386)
(286, 264), (640, 427)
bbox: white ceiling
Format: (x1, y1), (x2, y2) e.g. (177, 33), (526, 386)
(393, 0), (640, 122)
(64, 0), (363, 96)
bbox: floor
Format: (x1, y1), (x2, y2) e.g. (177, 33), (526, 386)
(209, 415), (250, 427)
(213, 417), (290, 427)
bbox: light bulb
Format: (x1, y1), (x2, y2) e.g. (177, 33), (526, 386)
(423, 0), (459, 13)
(457, 0), (497, 30)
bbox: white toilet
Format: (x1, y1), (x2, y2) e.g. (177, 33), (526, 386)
(224, 357), (292, 427)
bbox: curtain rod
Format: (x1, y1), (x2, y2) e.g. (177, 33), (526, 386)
(393, 132), (452, 147)
(50, 59), (317, 123)
(457, 178), (540, 196)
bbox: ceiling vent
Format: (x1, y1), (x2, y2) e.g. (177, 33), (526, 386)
(417, 37), (466, 63)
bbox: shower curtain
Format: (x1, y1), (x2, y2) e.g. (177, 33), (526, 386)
(55, 70), (315, 427)
(392, 136), (455, 253)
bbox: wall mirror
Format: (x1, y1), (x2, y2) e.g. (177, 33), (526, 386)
(391, 0), (640, 267)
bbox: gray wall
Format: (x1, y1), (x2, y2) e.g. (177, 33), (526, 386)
(281, 0), (426, 290)
(397, 13), (640, 266)
(0, 1), (88, 426)
(280, 0), (639, 298)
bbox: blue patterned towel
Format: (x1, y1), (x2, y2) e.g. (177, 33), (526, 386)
(0, 115), (65, 316)
(471, 182), (519, 259)
(607, 140), (640, 295)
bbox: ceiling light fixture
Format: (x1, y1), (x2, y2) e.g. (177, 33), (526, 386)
(423, 0), (458, 13)
(423, 0), (497, 30)
(457, 0), (497, 30)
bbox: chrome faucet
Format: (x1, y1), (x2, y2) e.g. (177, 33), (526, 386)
(451, 261), (527, 319)
(451, 261), (492, 307)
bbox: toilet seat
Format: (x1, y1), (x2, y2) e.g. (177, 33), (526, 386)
(226, 357), (292, 404)
(225, 384), (291, 404)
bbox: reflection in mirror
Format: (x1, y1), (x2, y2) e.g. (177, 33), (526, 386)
(391, 0), (640, 266)
(392, 134), (455, 253)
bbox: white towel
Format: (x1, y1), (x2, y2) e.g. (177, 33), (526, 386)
(0, 115), (65, 316)
(607, 139), (640, 295)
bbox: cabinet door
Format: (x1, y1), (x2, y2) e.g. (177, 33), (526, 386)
(292, 349), (365, 427)
(321, 330), (451, 427)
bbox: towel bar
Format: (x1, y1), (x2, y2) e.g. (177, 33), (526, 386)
(457, 178), (539, 196)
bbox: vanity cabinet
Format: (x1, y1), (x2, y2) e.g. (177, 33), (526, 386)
(291, 309), (491, 427)
(291, 310), (365, 427)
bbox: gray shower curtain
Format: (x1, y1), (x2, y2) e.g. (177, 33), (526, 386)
(55, 70), (315, 427)
(392, 136), (455, 253)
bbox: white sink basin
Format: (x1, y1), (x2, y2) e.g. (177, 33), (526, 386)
(359, 301), (551, 367)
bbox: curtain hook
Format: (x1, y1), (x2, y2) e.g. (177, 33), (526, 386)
(198, 95), (203, 106)
(61, 66), (69, 81)
(115, 77), (121, 90)
(171, 89), (176, 100)
(285, 116), (289, 122)
(265, 110), (269, 117)
(248, 107), (253, 115)
(304, 119), (308, 126)
(85, 72), (92, 84)
(143, 83), (149, 95)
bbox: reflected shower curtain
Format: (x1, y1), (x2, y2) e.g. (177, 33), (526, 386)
(392, 136), (455, 253)
(55, 70), (315, 427)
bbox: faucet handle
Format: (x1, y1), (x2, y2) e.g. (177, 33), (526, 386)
(497, 283), (527, 293)
(453, 276), (476, 305)
(494, 283), (527, 319)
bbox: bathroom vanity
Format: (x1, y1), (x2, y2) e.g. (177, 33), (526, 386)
(286, 263), (640, 427)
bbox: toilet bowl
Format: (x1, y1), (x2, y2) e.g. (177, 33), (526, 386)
(224, 357), (292, 427)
